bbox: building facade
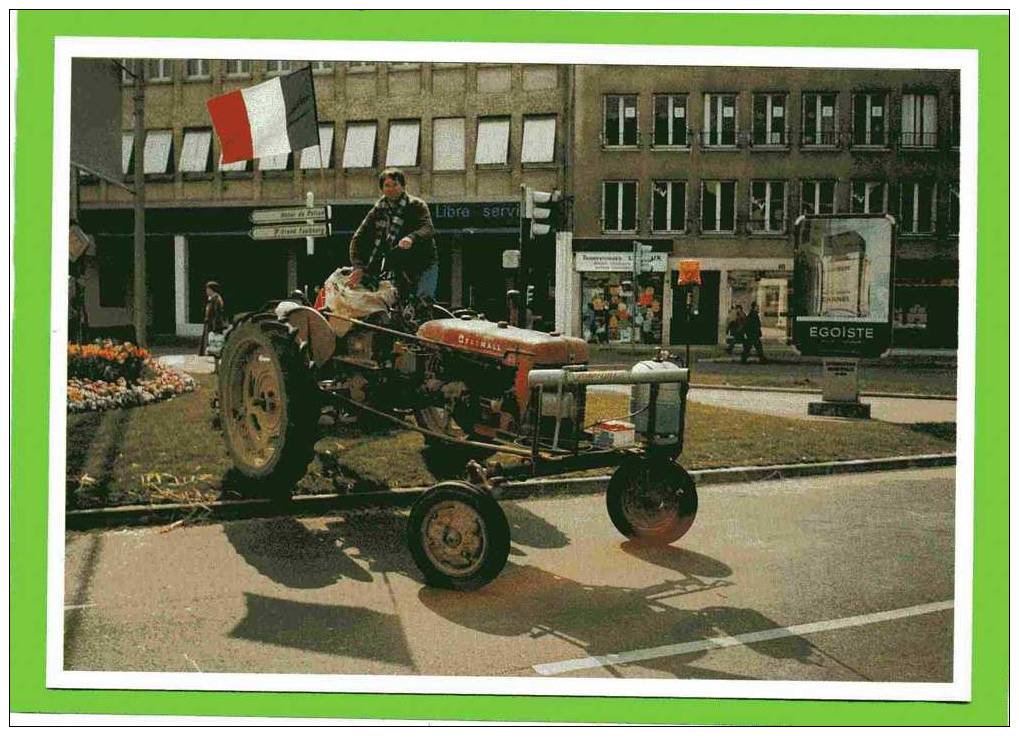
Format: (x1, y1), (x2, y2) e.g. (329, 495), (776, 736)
(77, 59), (569, 338)
(76, 60), (960, 350)
(564, 64), (960, 349)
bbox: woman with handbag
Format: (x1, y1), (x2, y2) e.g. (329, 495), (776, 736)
(199, 280), (226, 358)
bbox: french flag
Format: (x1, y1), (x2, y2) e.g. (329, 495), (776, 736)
(207, 66), (319, 164)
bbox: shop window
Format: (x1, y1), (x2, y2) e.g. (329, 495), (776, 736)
(121, 132), (134, 174)
(652, 180), (686, 232)
(259, 151), (291, 171)
(947, 182), (959, 236)
(802, 92), (838, 147)
(750, 180), (786, 233)
(299, 124), (335, 169)
(432, 117), (466, 171)
(852, 92), (887, 147)
(185, 59), (210, 80)
(581, 273), (664, 344)
(521, 115), (556, 163)
(700, 180), (737, 233)
(899, 182), (937, 235)
(385, 120), (421, 167)
(601, 181), (638, 232)
(224, 59), (251, 78)
(475, 116), (510, 165)
(341, 121), (377, 169)
(603, 94), (638, 147)
(653, 94), (688, 147)
(97, 243), (130, 308)
(850, 180), (887, 214)
(800, 180), (836, 216)
(143, 130), (174, 175)
(702, 93), (738, 147)
(266, 60), (293, 76)
(901, 93), (938, 148)
(752, 93), (787, 147)
(179, 128), (212, 174)
(146, 59), (172, 83)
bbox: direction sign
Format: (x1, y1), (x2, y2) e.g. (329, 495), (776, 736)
(249, 206), (331, 224)
(249, 223), (331, 241)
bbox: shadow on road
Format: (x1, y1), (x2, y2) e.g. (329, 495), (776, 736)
(228, 592), (413, 666)
(223, 517), (374, 588)
(418, 562), (823, 679)
(620, 541), (732, 578)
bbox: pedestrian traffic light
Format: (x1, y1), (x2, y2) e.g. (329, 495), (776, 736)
(522, 185), (563, 239)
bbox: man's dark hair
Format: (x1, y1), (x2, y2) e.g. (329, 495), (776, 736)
(206, 280), (221, 293)
(378, 168), (406, 189)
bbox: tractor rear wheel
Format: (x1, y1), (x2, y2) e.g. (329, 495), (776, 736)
(218, 316), (319, 499)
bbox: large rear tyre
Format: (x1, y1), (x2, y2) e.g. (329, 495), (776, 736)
(606, 457), (698, 545)
(407, 482), (510, 591)
(218, 316), (319, 500)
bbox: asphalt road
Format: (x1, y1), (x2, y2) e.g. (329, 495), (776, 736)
(63, 468), (956, 683)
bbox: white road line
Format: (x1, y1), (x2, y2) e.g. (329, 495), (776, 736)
(532, 599), (954, 676)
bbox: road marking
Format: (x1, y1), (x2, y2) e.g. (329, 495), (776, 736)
(532, 599), (954, 676)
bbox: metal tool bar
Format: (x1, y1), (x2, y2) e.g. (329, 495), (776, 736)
(528, 367), (690, 388)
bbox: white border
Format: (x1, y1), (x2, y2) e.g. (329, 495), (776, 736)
(46, 36), (977, 704)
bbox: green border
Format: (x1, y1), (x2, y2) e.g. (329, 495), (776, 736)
(12, 10), (1008, 725)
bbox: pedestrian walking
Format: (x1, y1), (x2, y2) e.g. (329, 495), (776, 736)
(725, 303), (746, 354)
(200, 280), (226, 358)
(741, 301), (767, 364)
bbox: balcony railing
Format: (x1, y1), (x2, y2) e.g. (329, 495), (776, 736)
(698, 130), (741, 148)
(749, 129), (791, 148)
(898, 131), (939, 148)
(799, 129), (841, 148)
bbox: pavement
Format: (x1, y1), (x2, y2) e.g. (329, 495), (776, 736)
(62, 467), (956, 683)
(156, 353), (215, 375)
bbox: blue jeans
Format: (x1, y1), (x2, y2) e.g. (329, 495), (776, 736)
(414, 262), (439, 300)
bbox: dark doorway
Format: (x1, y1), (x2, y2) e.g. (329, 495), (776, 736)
(670, 270), (720, 345)
(145, 236), (175, 335)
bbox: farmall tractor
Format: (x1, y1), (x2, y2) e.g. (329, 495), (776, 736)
(216, 268), (697, 591)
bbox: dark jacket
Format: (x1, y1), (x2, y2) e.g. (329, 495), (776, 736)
(744, 308), (762, 340)
(349, 194), (437, 277)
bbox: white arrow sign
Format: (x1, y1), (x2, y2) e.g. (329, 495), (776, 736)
(250, 206), (331, 224)
(250, 223), (331, 241)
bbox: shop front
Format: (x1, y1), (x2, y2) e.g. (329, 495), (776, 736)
(572, 239), (672, 346)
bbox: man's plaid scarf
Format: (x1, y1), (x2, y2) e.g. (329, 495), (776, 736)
(367, 192), (409, 274)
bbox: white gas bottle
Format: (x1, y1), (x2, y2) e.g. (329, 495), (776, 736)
(631, 359), (683, 440)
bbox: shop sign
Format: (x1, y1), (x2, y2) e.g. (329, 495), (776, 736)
(678, 260), (702, 285)
(792, 214), (894, 358)
(575, 251), (667, 273)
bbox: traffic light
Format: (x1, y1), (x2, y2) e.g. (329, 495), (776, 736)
(522, 185), (563, 239)
(525, 284), (536, 309)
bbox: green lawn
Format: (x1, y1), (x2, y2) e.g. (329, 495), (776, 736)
(65, 373), (956, 510)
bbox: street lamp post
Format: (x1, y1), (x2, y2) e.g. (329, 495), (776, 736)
(132, 59), (147, 347)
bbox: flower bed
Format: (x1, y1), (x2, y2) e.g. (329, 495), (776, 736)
(67, 341), (196, 413)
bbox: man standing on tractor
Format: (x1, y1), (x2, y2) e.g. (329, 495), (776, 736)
(346, 168), (439, 301)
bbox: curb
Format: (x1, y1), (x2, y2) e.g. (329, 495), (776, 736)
(687, 383), (957, 401)
(65, 452), (956, 531)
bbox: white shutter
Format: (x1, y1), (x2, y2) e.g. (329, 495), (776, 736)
(342, 122), (377, 169)
(121, 133), (133, 174)
(259, 152), (289, 170)
(385, 120), (420, 167)
(219, 155), (246, 172)
(179, 130), (212, 173)
(432, 117), (465, 171)
(299, 125), (334, 169)
(521, 116), (556, 163)
(475, 117), (510, 165)
(143, 130), (172, 174)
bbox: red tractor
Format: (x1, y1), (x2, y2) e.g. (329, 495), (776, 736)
(216, 275), (697, 591)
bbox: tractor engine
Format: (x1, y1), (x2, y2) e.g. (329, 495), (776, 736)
(416, 318), (590, 440)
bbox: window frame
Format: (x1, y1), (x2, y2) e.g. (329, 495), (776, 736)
(431, 117), (466, 172)
(521, 114), (557, 164)
(475, 116), (512, 166)
(265, 60), (293, 76)
(900, 92), (939, 149)
(947, 182), (960, 236)
(603, 94), (639, 148)
(179, 128), (213, 177)
(142, 129), (174, 177)
(800, 179), (837, 216)
(852, 92), (889, 148)
(749, 180), (788, 233)
(899, 181), (938, 235)
(801, 92), (839, 149)
(751, 93), (789, 148)
(146, 59), (173, 83)
(702, 93), (740, 149)
(224, 59), (252, 78)
(652, 94), (690, 149)
(850, 180), (889, 215)
(341, 121), (379, 170)
(298, 123), (335, 170)
(184, 59), (210, 81)
(700, 179), (738, 234)
(311, 60), (334, 75)
(385, 119), (422, 168)
(601, 180), (639, 233)
(651, 180), (688, 233)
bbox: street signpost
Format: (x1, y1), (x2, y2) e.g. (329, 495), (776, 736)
(249, 223), (331, 241)
(249, 205), (331, 224)
(792, 213), (896, 418)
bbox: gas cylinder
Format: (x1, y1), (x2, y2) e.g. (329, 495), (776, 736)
(631, 360), (683, 440)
